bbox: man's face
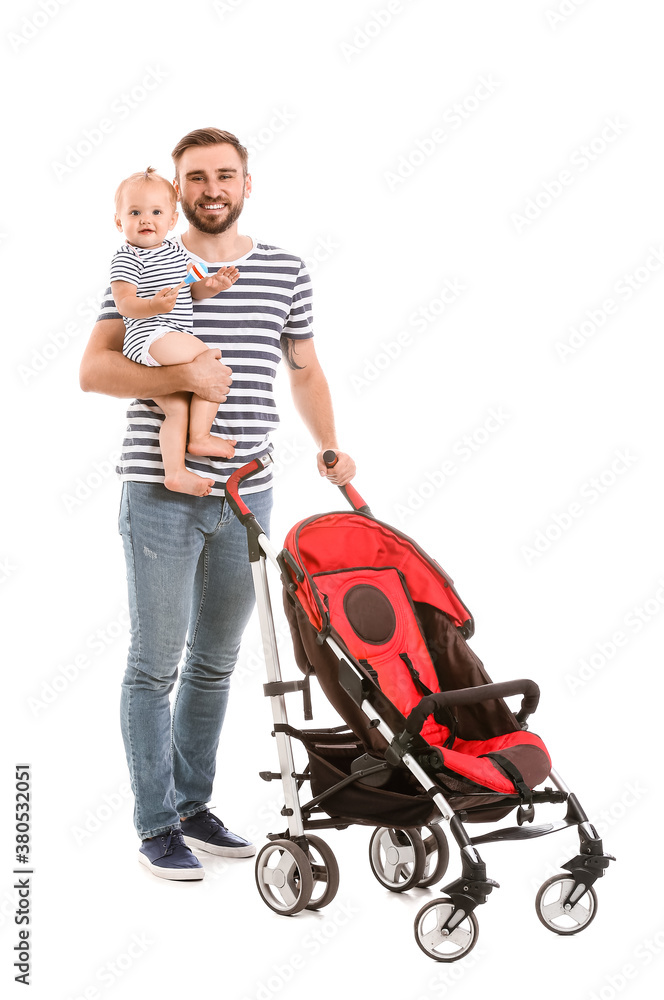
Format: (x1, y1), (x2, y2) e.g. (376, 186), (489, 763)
(114, 181), (178, 248)
(175, 144), (251, 235)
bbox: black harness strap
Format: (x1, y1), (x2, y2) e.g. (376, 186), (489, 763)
(399, 653), (457, 749)
(399, 653), (430, 694)
(480, 752), (533, 806)
(358, 659), (380, 688)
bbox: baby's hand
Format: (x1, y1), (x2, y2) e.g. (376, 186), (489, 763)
(151, 279), (185, 314)
(200, 266), (240, 296)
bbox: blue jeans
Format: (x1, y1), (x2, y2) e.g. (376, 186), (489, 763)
(118, 481), (272, 840)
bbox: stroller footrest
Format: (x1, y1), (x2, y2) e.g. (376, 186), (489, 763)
(471, 818), (574, 845)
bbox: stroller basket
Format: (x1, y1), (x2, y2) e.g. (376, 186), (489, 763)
(225, 454), (615, 963)
(294, 726), (435, 828)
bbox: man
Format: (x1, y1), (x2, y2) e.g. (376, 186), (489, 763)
(80, 127), (355, 880)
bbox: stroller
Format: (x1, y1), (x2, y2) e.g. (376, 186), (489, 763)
(225, 453), (614, 962)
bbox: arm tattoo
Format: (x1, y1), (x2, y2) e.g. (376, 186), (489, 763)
(281, 335), (306, 371)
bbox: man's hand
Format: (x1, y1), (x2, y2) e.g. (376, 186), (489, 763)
(187, 349), (233, 403)
(79, 319), (234, 401)
(317, 450), (356, 487)
(151, 279), (186, 314)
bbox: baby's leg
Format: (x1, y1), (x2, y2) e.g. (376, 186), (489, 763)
(148, 332), (237, 460)
(187, 397), (236, 458)
(152, 393), (215, 496)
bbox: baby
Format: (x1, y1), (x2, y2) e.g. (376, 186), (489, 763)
(111, 166), (239, 496)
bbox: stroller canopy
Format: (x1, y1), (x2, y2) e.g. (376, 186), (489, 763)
(283, 511), (474, 639)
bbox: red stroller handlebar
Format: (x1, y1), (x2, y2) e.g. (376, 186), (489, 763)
(322, 450), (371, 515)
(225, 452), (371, 526)
(225, 454), (272, 524)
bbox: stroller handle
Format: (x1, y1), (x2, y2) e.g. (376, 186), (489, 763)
(405, 679), (541, 736)
(225, 453), (273, 524)
(322, 450), (371, 514)
(224, 452), (371, 523)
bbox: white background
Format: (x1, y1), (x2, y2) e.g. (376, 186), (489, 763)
(2, 0), (662, 997)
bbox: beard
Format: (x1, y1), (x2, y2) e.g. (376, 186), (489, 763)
(179, 193), (245, 235)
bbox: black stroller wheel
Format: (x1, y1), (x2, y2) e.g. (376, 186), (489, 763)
(305, 835), (340, 911)
(414, 897), (479, 962)
(369, 826), (426, 892)
(535, 874), (598, 935)
(255, 839), (314, 915)
(417, 824), (450, 888)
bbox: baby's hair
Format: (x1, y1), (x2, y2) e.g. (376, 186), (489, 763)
(114, 166), (177, 211)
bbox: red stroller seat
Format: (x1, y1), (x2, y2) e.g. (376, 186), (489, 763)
(313, 564), (550, 796)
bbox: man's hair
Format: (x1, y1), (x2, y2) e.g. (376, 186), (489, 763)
(171, 128), (249, 178)
(114, 166), (177, 211)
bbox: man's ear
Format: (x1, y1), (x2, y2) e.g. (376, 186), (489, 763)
(173, 177), (180, 202)
(244, 173), (252, 198)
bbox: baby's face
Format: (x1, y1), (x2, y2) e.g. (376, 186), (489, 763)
(115, 181), (178, 248)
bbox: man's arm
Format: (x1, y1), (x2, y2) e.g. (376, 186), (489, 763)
(79, 318), (233, 402)
(284, 337), (356, 486)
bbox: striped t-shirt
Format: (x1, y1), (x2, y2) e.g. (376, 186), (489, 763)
(97, 236), (314, 494)
(110, 239), (193, 362)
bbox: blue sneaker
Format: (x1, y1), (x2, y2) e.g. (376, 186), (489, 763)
(138, 829), (204, 881)
(181, 810), (255, 858)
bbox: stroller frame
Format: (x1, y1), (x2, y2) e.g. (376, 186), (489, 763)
(225, 455), (614, 962)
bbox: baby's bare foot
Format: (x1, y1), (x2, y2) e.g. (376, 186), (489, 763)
(188, 435), (237, 459)
(164, 471), (215, 496)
